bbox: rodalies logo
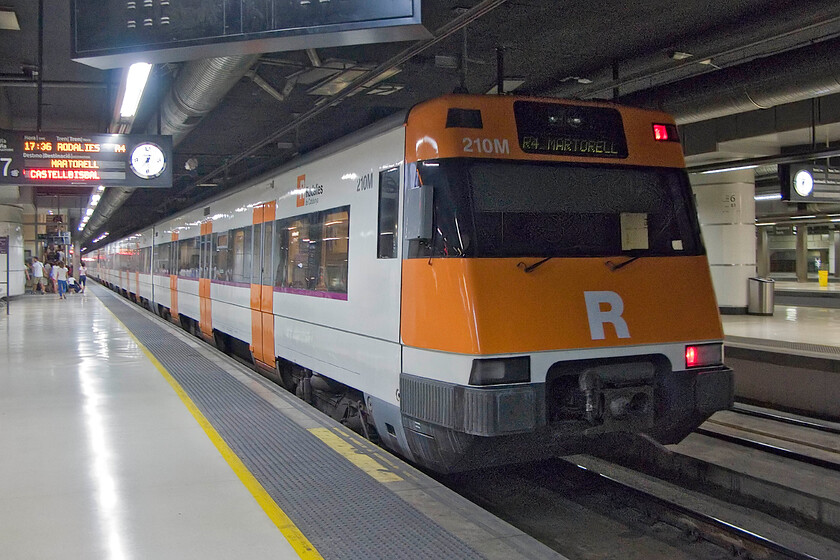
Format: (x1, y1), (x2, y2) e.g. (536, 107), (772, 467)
(296, 174), (324, 207)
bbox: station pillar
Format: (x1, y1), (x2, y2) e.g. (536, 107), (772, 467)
(0, 205), (25, 298)
(835, 230), (840, 279)
(795, 224), (808, 282)
(756, 226), (770, 278)
(72, 241), (81, 279)
(690, 169), (756, 314)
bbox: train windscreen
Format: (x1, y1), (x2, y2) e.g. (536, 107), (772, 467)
(411, 159), (703, 259)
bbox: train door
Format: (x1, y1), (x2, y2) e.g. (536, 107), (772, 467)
(198, 222), (213, 338)
(250, 202), (276, 366)
(169, 233), (179, 319)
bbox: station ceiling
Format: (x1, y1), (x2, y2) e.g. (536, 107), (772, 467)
(2, 0), (840, 245)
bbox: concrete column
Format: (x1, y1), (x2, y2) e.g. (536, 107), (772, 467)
(0, 205), (25, 298)
(756, 227), (770, 277)
(72, 241), (81, 279)
(795, 225), (808, 282)
(834, 230), (840, 279)
(690, 169), (756, 313)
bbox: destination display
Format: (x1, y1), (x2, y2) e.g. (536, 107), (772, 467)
(0, 130), (172, 188)
(514, 101), (628, 159)
(72, 0), (427, 69)
(781, 163), (840, 202)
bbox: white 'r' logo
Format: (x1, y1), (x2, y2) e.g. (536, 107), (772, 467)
(584, 291), (631, 340)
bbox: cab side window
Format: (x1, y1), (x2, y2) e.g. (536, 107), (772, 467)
(377, 167), (400, 258)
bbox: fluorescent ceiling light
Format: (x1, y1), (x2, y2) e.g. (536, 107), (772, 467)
(97, 185), (106, 192)
(120, 63), (153, 118)
(86, 208), (94, 216)
(700, 164), (758, 174)
(754, 193), (782, 201)
(0, 9), (20, 30)
(790, 215), (816, 219)
(755, 222), (776, 226)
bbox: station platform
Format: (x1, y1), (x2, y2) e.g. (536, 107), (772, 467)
(722, 298), (840, 421)
(771, 279), (840, 309)
(0, 284), (562, 560)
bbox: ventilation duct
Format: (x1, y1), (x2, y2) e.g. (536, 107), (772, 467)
(159, 54), (260, 145)
(82, 54), (259, 244)
(622, 38), (840, 124)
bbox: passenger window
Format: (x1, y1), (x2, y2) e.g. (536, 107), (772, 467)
(275, 205), (349, 298)
(230, 226), (252, 284)
(378, 167), (400, 258)
(213, 232), (230, 282)
(251, 223), (262, 284)
(178, 237), (200, 278)
(155, 242), (170, 275)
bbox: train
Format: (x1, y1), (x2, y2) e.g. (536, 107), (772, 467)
(88, 94), (734, 473)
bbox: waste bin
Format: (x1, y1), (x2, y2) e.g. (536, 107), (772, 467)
(747, 277), (774, 315)
(819, 270), (829, 287)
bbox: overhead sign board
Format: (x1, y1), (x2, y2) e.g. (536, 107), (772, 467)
(781, 163), (840, 203)
(71, 0), (428, 69)
(0, 130), (173, 188)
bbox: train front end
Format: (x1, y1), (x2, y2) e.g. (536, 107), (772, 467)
(396, 95), (733, 472)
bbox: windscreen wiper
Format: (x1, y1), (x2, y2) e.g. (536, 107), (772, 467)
(517, 256), (553, 273)
(605, 256), (641, 271)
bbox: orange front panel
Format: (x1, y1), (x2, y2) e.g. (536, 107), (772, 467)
(199, 278), (212, 336)
(400, 256), (722, 355)
(404, 94), (685, 168)
(169, 275), (178, 318)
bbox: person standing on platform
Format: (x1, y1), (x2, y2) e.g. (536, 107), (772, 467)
(55, 262), (69, 300)
(43, 261), (51, 292)
(78, 263), (87, 293)
(31, 257), (45, 294)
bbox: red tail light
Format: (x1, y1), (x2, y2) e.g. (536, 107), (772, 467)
(685, 346), (698, 367)
(685, 343), (723, 368)
(653, 123), (680, 142)
(653, 124), (669, 141)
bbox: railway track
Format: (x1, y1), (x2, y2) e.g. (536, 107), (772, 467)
(731, 404), (840, 436)
(564, 459), (822, 560)
(445, 405), (840, 559)
(696, 404), (840, 473)
(447, 454), (832, 560)
(694, 427), (840, 472)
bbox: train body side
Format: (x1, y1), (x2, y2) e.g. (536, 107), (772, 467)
(88, 94), (733, 473)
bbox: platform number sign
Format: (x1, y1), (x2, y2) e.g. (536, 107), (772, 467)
(0, 236), (7, 255)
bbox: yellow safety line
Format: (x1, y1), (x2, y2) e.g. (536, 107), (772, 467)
(309, 428), (403, 483)
(104, 305), (323, 560)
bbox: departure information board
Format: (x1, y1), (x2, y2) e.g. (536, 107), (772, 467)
(0, 130), (173, 188)
(72, 0), (427, 69)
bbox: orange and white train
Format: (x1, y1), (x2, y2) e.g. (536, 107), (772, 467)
(89, 94), (733, 472)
